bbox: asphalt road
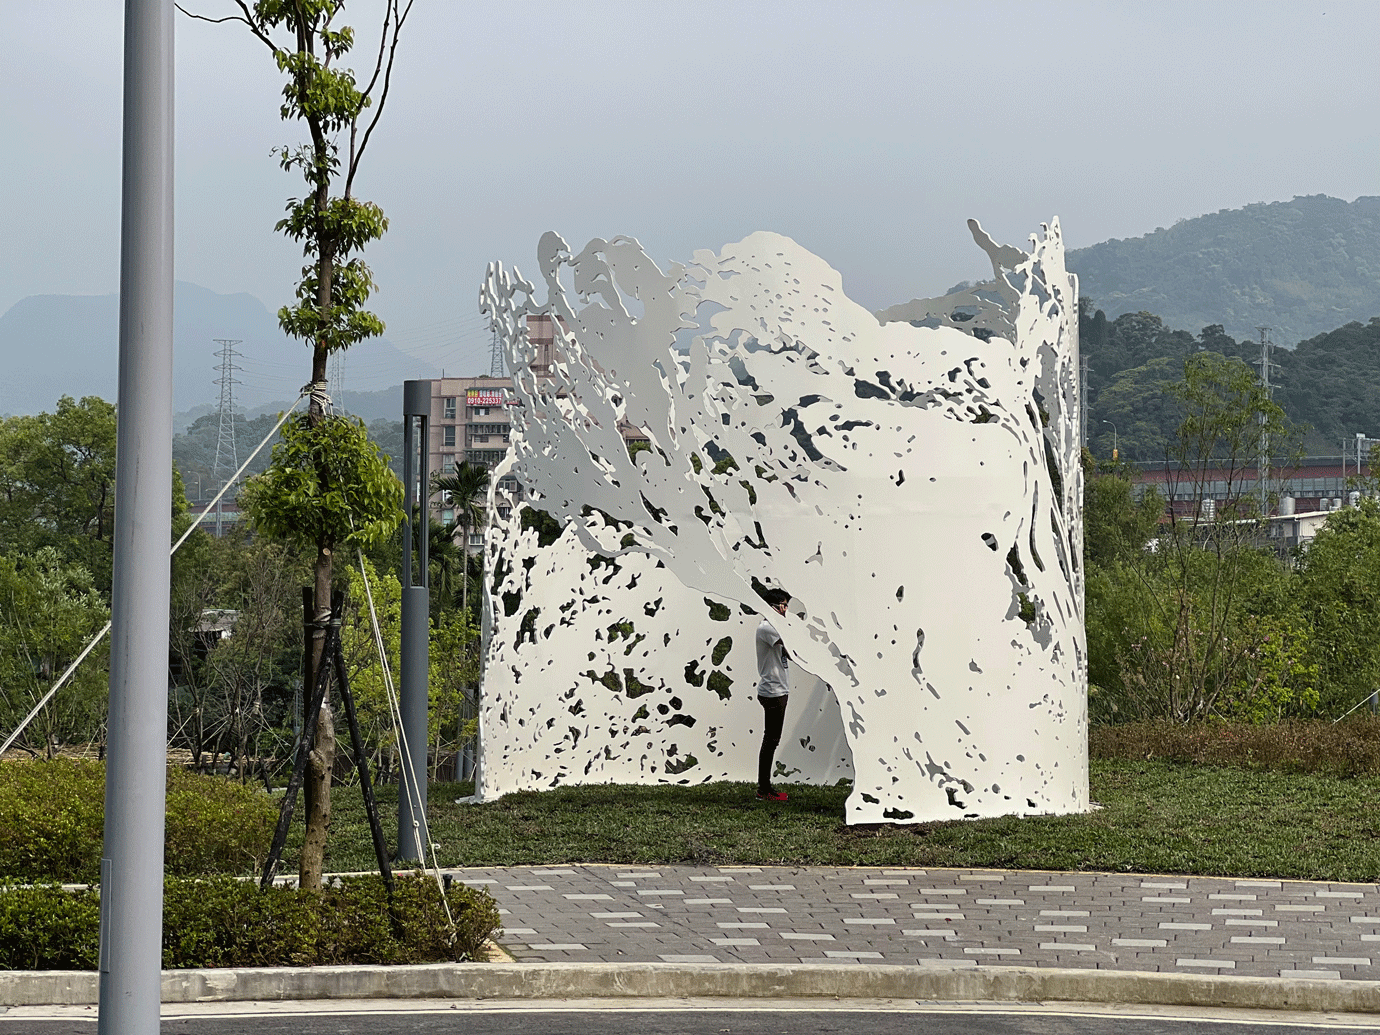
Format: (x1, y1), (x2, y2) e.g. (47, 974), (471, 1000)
(6, 1000), (1380, 1035)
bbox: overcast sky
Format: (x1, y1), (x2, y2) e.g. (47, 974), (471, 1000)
(3, 0), (1377, 378)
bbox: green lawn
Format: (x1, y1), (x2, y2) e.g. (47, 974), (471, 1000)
(282, 759), (1380, 883)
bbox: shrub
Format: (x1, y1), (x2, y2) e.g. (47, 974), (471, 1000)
(0, 759), (276, 882)
(164, 769), (276, 876)
(0, 883), (100, 970)
(0, 874), (500, 970)
(1090, 717), (1380, 777)
(0, 760), (105, 883)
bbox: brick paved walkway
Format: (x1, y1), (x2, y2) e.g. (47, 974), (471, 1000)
(445, 865), (1380, 981)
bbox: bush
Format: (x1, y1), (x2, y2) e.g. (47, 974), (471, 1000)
(0, 761), (105, 883)
(0, 883), (100, 970)
(164, 769), (277, 876)
(1090, 717), (1380, 777)
(0, 759), (276, 882)
(0, 874), (500, 970)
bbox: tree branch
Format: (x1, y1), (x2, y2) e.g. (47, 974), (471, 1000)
(346, 0), (413, 196)
(357, 0), (395, 105)
(180, 1), (279, 55)
(177, 1), (280, 57)
(175, 4), (246, 27)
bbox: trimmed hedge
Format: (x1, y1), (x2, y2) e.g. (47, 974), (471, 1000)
(0, 759), (275, 882)
(1090, 717), (1380, 777)
(0, 874), (501, 970)
(0, 883), (100, 970)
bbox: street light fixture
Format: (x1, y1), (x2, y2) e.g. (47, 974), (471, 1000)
(1101, 419), (1118, 462)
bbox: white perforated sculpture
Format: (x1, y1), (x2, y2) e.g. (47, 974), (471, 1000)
(478, 220), (1086, 824)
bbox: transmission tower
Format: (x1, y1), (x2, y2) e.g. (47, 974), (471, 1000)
(1254, 326), (1276, 514)
(329, 350), (346, 414)
(488, 327), (505, 378)
(211, 339), (242, 536)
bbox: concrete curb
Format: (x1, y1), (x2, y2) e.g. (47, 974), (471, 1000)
(2, 963), (1378, 1014)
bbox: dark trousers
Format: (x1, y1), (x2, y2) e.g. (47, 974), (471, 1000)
(757, 694), (788, 793)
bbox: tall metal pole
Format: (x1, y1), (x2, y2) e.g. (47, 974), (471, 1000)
(398, 380), (431, 862)
(99, 2), (174, 1033)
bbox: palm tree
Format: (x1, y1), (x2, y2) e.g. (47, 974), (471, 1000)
(425, 516), (463, 614)
(431, 463), (490, 615)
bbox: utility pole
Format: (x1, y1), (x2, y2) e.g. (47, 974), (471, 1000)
(100, 1), (173, 1032)
(211, 338), (241, 537)
(1255, 326), (1275, 515)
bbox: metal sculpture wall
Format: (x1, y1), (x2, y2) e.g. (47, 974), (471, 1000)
(478, 220), (1085, 824)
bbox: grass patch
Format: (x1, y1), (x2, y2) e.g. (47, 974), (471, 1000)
(303, 761), (1380, 883)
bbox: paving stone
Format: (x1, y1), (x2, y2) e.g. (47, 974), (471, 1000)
(466, 863), (1380, 969)
(1176, 958), (1235, 969)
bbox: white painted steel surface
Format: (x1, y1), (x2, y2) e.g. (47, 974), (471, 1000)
(478, 221), (1084, 824)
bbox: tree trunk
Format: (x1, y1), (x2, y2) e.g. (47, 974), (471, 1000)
(297, 135), (338, 888)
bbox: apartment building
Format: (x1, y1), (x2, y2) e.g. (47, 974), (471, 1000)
(423, 318), (648, 544)
(424, 375), (520, 546)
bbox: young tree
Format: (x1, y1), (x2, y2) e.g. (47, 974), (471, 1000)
(169, 530), (305, 779)
(1111, 353), (1304, 722)
(187, 0), (412, 888)
(0, 397), (119, 590)
(1296, 497), (1380, 716)
(0, 549), (111, 756)
(240, 414), (402, 887)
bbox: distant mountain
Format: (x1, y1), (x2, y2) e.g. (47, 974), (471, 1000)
(244, 385), (406, 425)
(0, 281), (441, 417)
(1068, 195), (1380, 348)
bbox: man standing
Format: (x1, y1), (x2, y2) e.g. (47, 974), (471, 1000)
(755, 588), (791, 802)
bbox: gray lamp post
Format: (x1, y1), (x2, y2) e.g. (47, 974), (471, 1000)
(1101, 419), (1118, 462)
(100, 2), (174, 1032)
(398, 380), (431, 862)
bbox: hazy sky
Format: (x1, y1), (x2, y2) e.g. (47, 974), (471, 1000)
(3, 1), (1377, 379)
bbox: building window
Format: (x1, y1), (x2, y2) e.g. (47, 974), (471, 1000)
(443, 425), (456, 447)
(442, 454), (455, 473)
(442, 397), (456, 419)
(441, 508), (454, 524)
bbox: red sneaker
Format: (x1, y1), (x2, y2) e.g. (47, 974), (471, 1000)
(756, 788), (788, 802)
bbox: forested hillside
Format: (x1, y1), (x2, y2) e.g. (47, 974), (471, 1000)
(173, 414), (404, 500)
(1069, 195), (1380, 350)
(1082, 307), (1380, 462)
(1275, 317), (1380, 446)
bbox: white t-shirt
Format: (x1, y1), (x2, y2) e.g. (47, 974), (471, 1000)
(756, 617), (789, 698)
